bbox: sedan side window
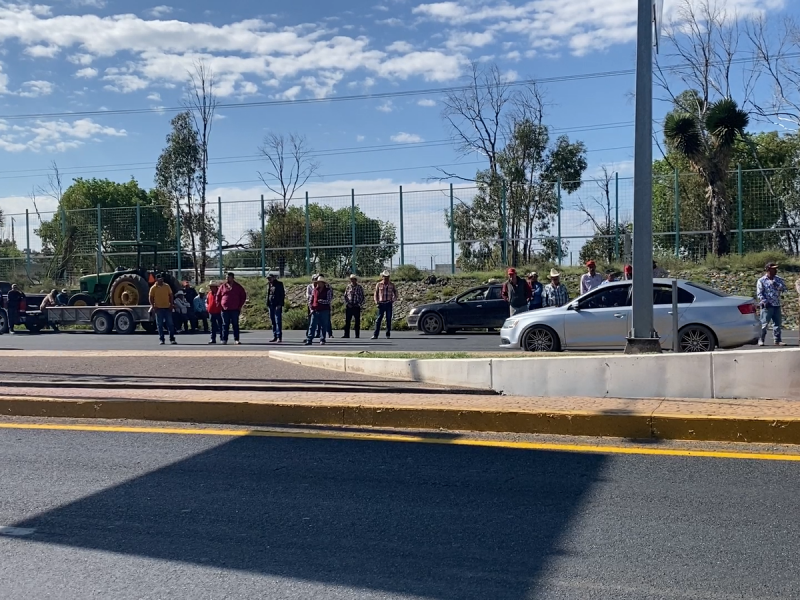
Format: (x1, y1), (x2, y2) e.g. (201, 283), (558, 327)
(578, 285), (631, 310)
(460, 288), (488, 302)
(485, 286), (502, 300)
(653, 285), (695, 305)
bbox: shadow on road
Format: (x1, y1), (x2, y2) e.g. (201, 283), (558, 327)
(10, 435), (606, 599)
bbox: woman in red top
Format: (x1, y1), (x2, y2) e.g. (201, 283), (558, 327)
(206, 282), (223, 344)
(215, 272), (248, 345)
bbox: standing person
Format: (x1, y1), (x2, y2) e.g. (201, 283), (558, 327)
(266, 273), (285, 343)
(305, 276), (333, 345)
(192, 288), (209, 333)
(623, 265), (633, 280)
(343, 274), (365, 338)
(174, 291), (190, 332)
(653, 260), (668, 278)
(372, 270), (398, 339)
(56, 288), (69, 305)
(216, 272), (247, 345)
(501, 268), (531, 316)
(39, 290), (60, 332)
(600, 268), (617, 286)
(580, 260), (603, 294)
(149, 273), (176, 345)
(6, 284), (24, 334)
(182, 281), (198, 332)
(543, 269), (570, 308)
(317, 273), (334, 338)
(306, 274), (319, 339)
(757, 262), (787, 346)
(207, 282), (223, 344)
(527, 272), (543, 310)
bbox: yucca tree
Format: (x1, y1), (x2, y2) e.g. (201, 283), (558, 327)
(664, 97), (749, 256)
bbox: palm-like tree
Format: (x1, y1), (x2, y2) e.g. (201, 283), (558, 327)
(664, 97), (749, 256)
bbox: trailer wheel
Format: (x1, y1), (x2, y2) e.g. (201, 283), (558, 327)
(114, 311), (137, 335)
(91, 311), (114, 334)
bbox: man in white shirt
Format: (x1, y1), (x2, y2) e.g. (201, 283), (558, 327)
(580, 260), (603, 295)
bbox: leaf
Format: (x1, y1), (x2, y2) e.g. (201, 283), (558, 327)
(704, 98), (749, 148)
(664, 112), (703, 157)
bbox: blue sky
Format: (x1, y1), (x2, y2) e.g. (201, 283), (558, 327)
(0, 0), (797, 260)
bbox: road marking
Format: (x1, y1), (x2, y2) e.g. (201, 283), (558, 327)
(0, 526), (36, 537)
(1, 422), (800, 462)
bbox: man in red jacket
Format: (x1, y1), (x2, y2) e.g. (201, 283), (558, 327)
(216, 272), (247, 345)
(206, 281), (223, 344)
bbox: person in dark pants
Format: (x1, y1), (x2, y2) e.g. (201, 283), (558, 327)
(207, 282), (223, 344)
(343, 274), (365, 338)
(6, 284), (24, 334)
(182, 280), (199, 332)
(266, 273), (285, 343)
(372, 270), (398, 339)
(304, 276), (333, 345)
(216, 272), (247, 345)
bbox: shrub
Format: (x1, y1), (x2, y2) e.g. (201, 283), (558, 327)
(393, 264), (424, 281)
(283, 308), (309, 331)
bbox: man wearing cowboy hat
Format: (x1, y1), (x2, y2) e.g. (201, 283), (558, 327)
(580, 260), (603, 295)
(543, 268), (570, 308)
(372, 270), (398, 339)
(343, 273), (365, 339)
(305, 275), (333, 345)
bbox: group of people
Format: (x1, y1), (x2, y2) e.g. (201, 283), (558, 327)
(754, 261), (800, 347)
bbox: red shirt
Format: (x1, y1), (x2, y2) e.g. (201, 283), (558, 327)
(216, 281), (247, 311)
(206, 291), (222, 315)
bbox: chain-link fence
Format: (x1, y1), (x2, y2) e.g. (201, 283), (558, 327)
(1, 166), (798, 285)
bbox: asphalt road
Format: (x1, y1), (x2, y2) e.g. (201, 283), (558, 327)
(1, 424), (799, 600)
(0, 328), (797, 352)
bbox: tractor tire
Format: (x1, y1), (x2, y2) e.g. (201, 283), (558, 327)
(114, 311), (138, 335)
(162, 272), (181, 294)
(110, 274), (149, 306)
(68, 293), (97, 307)
(91, 311), (114, 334)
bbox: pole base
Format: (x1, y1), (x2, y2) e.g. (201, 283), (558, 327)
(624, 337), (663, 354)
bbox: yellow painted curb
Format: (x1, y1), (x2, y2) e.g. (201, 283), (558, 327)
(2, 396), (800, 444)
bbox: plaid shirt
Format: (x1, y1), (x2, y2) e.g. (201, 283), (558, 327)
(344, 283), (365, 308)
(374, 281), (398, 304)
(543, 283), (570, 307)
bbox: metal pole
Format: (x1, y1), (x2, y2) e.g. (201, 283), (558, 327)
(614, 172), (620, 261)
(501, 183), (508, 266)
(737, 163), (744, 255)
(96, 204), (102, 274)
(217, 196), (223, 279)
(176, 208), (182, 280)
(449, 183), (455, 275)
(399, 186), (405, 266)
(304, 191), (311, 276)
(626, 0), (658, 352)
(556, 178), (562, 266)
(260, 195), (266, 277)
(672, 279), (679, 352)
(674, 168), (680, 258)
(25, 209), (31, 276)
(350, 189), (357, 275)
(136, 202), (141, 243)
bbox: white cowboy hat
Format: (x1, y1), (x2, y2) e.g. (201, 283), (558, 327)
(549, 269), (561, 278)
(316, 276), (326, 283)
(380, 270), (390, 277)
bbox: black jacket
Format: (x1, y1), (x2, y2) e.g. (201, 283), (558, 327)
(267, 280), (286, 308)
(183, 286), (198, 305)
(6, 289), (24, 312)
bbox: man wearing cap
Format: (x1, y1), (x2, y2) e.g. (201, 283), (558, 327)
(599, 268), (617, 286)
(502, 268), (531, 316)
(266, 273), (285, 343)
(207, 281), (223, 344)
(216, 272), (248, 345)
(623, 265), (633, 280)
(148, 273), (176, 345)
(56, 289), (70, 305)
(192, 288), (209, 333)
(527, 272), (543, 310)
(580, 260), (603, 295)
(372, 270), (398, 339)
(543, 269), (570, 308)
(653, 260), (668, 278)
(757, 262), (787, 346)
(305, 276), (333, 345)
(182, 280), (199, 332)
(343, 274), (365, 339)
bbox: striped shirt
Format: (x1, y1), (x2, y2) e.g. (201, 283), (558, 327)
(374, 281), (398, 304)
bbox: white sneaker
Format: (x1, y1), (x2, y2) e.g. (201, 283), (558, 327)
(758, 340), (765, 346)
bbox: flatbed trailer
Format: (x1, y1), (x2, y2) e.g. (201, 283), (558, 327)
(46, 305), (156, 334)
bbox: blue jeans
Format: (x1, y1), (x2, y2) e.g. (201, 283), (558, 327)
(221, 310), (241, 342)
(760, 305), (782, 343)
(155, 308), (175, 342)
(210, 314), (222, 342)
(374, 303), (393, 336)
(269, 306), (283, 339)
(307, 310), (331, 342)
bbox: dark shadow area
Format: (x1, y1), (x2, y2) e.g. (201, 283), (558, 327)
(10, 436), (606, 599)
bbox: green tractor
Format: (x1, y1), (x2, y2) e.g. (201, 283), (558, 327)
(68, 241), (179, 307)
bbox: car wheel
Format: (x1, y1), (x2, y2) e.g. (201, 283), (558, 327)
(678, 325), (715, 352)
(420, 313), (444, 335)
(0, 309), (7, 334)
(522, 326), (560, 352)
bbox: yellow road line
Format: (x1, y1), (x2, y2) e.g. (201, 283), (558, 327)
(1, 421), (799, 462)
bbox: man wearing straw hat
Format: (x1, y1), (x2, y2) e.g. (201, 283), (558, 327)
(543, 268), (570, 308)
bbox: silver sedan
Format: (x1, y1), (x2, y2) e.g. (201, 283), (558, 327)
(499, 279), (760, 352)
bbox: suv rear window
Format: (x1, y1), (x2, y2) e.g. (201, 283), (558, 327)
(685, 282), (729, 297)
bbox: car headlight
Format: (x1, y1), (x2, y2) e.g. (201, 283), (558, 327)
(409, 308), (418, 315)
(503, 318), (521, 329)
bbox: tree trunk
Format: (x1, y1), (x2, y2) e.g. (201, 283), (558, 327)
(708, 180), (730, 256)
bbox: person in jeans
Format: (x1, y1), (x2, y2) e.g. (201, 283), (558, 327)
(343, 274), (365, 338)
(182, 280), (199, 332)
(266, 273), (285, 343)
(527, 272), (543, 310)
(305, 276), (333, 345)
(148, 273), (176, 345)
(192, 288), (209, 333)
(216, 272), (248, 345)
(206, 282), (223, 344)
(306, 274), (319, 339)
(372, 270), (398, 339)
(757, 262), (787, 346)
(501, 268), (531, 316)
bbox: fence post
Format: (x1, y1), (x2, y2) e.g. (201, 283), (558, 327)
(305, 191), (311, 276)
(674, 168), (680, 258)
(399, 185), (405, 266)
(25, 209), (31, 277)
(96, 204), (102, 274)
(217, 197), (223, 279)
(135, 202), (141, 243)
(449, 183), (455, 275)
(260, 195), (266, 277)
(614, 172), (620, 261)
(351, 189), (357, 275)
(176, 208), (182, 280)
(557, 178), (562, 266)
(737, 163), (744, 255)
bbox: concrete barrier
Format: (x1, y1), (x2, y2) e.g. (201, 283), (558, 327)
(713, 348), (800, 400)
(270, 351), (346, 373)
(345, 356), (493, 389)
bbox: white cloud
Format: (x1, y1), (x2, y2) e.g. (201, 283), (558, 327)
(67, 53), (94, 66)
(417, 98), (436, 107)
(376, 100), (394, 112)
(0, 117), (126, 154)
(146, 91), (161, 101)
(146, 5), (173, 18)
(18, 80), (54, 97)
(75, 67), (98, 78)
(24, 44), (60, 58)
(386, 40), (414, 53)
(377, 18), (404, 26)
(391, 132), (424, 143)
(445, 30), (493, 49)
(356, 135), (365, 142)
(103, 72), (150, 93)
(0, 63), (8, 94)
(72, 0), (106, 7)
(377, 51), (466, 81)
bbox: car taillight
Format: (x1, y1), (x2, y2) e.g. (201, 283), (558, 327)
(738, 302), (755, 315)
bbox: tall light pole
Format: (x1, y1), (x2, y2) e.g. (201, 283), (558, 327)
(625, 0), (662, 354)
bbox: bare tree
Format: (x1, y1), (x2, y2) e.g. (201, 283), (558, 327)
(184, 60), (217, 281)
